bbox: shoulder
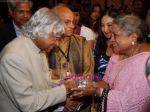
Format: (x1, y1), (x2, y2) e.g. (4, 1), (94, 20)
(1, 37), (27, 54)
(72, 34), (87, 42)
(80, 25), (97, 40)
(0, 37), (31, 65)
(139, 43), (150, 52)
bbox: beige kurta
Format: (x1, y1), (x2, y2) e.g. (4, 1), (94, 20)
(0, 36), (66, 112)
(49, 34), (94, 79)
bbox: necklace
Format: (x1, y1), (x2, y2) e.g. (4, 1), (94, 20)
(56, 39), (71, 78)
(58, 38), (71, 62)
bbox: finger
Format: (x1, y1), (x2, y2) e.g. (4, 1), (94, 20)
(71, 88), (83, 91)
(71, 92), (84, 98)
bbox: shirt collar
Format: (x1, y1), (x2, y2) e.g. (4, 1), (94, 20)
(13, 21), (23, 36)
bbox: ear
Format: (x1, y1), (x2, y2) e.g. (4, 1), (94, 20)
(8, 8), (14, 17)
(131, 33), (138, 42)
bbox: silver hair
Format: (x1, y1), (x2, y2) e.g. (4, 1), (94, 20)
(22, 7), (64, 39)
(114, 15), (147, 43)
(7, 0), (33, 12)
(114, 15), (141, 36)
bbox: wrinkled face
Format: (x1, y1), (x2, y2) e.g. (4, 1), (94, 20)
(35, 33), (60, 52)
(91, 6), (101, 21)
(61, 11), (75, 37)
(11, 2), (32, 27)
(110, 24), (134, 54)
(101, 15), (114, 39)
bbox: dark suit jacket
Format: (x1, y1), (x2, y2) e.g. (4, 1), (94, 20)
(0, 21), (17, 52)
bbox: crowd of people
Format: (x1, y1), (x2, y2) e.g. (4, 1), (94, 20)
(0, 0), (150, 112)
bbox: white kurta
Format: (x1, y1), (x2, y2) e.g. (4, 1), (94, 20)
(0, 36), (66, 112)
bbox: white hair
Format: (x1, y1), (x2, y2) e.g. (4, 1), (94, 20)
(22, 7), (64, 39)
(7, 0), (33, 12)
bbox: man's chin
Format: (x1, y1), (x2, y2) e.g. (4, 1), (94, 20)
(45, 46), (55, 53)
(64, 32), (73, 37)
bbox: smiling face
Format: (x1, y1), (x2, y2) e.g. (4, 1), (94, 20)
(110, 24), (136, 55)
(54, 7), (75, 38)
(63, 12), (75, 37)
(10, 2), (32, 27)
(101, 15), (114, 39)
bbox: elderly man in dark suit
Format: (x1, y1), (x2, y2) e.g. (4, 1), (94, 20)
(0, 0), (32, 51)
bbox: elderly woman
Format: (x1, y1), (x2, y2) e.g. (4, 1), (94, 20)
(71, 15), (150, 112)
(0, 8), (74, 112)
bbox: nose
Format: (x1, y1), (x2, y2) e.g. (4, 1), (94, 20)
(23, 12), (31, 18)
(55, 39), (60, 46)
(69, 22), (75, 29)
(103, 26), (108, 33)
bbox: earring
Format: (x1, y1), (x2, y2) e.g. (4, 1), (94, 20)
(131, 41), (135, 45)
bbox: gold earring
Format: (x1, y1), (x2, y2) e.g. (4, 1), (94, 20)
(131, 41), (135, 45)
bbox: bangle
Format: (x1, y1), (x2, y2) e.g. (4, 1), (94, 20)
(95, 88), (103, 97)
(99, 88), (103, 97)
(93, 89), (97, 97)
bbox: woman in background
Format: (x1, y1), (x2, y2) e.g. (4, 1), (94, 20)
(71, 4), (98, 49)
(94, 8), (120, 80)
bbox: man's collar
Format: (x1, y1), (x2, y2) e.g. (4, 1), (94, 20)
(13, 21), (23, 36)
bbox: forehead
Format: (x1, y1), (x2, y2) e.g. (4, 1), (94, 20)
(111, 24), (120, 32)
(15, 2), (31, 10)
(54, 7), (74, 21)
(101, 15), (114, 23)
(63, 12), (74, 21)
(93, 6), (100, 11)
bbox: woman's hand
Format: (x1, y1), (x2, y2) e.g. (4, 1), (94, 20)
(96, 80), (109, 89)
(70, 80), (109, 98)
(63, 80), (77, 95)
(70, 81), (97, 98)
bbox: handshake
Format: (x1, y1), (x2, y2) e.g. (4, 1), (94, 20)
(63, 79), (97, 98)
(63, 79), (97, 112)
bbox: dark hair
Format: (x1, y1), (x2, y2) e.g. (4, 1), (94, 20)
(82, 3), (102, 32)
(100, 8), (120, 20)
(90, 3), (102, 15)
(132, 0), (143, 5)
(142, 7), (150, 20)
(94, 8), (120, 59)
(69, 4), (83, 26)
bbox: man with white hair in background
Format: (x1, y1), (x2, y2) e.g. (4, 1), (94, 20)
(0, 0), (32, 51)
(48, 4), (94, 112)
(49, 4), (94, 80)
(0, 7), (75, 112)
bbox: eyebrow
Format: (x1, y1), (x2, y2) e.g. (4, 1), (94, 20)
(101, 22), (113, 25)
